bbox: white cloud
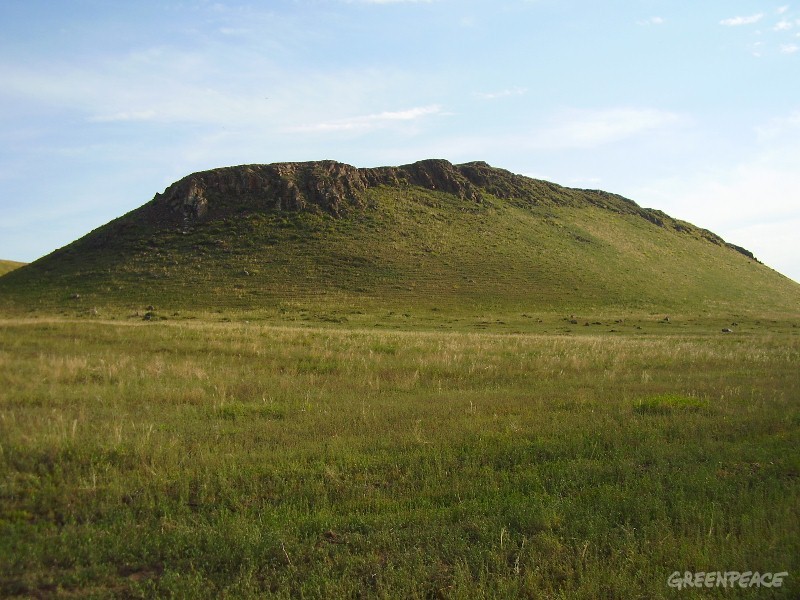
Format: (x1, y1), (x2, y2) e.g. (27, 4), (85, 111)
(774, 19), (794, 31)
(0, 49), (421, 133)
(219, 27), (250, 36)
(727, 219), (800, 283)
(777, 5), (790, 14)
(532, 108), (683, 150)
(636, 164), (800, 281)
(749, 41), (766, 57)
(89, 110), (159, 123)
(0, 50), (274, 125)
(629, 110), (800, 282)
(345, 0), (436, 3)
(290, 105), (443, 133)
(781, 43), (799, 52)
(637, 16), (665, 26)
(755, 111), (800, 139)
(475, 87), (527, 100)
(720, 13), (764, 26)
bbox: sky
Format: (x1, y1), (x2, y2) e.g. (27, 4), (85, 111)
(1, 0), (798, 283)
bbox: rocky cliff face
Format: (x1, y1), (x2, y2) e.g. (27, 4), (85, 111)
(154, 159), (484, 224)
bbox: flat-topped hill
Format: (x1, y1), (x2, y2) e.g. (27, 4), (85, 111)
(1, 159), (797, 318)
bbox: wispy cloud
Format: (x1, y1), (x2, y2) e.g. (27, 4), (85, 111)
(533, 108), (683, 150)
(344, 0), (437, 3)
(635, 163), (800, 278)
(475, 87), (527, 100)
(631, 108), (800, 282)
(749, 41), (766, 57)
(637, 16), (665, 26)
(219, 27), (250, 36)
(781, 42), (799, 52)
(89, 110), (159, 123)
(777, 5), (790, 14)
(290, 105), (443, 133)
(0, 60), (274, 126)
(754, 111), (800, 145)
(720, 13), (764, 26)
(774, 19), (794, 31)
(0, 47), (420, 133)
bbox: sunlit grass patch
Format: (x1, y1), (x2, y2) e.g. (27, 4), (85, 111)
(633, 393), (710, 415)
(211, 400), (287, 421)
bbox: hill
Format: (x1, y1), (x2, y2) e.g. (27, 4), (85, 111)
(0, 259), (26, 277)
(1, 159), (798, 319)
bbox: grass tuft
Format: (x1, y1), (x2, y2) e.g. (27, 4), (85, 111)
(633, 393), (710, 415)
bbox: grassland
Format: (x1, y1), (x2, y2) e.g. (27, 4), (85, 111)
(0, 260), (25, 277)
(1, 316), (798, 598)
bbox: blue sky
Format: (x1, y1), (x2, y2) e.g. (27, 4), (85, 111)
(1, 0), (798, 283)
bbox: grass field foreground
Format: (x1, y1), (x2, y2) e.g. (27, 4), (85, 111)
(0, 318), (798, 598)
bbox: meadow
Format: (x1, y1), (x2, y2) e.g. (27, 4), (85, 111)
(0, 260), (25, 278)
(1, 314), (798, 598)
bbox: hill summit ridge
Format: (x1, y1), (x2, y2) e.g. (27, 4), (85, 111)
(152, 159), (753, 259)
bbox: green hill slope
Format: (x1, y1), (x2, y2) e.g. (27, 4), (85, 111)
(1, 160), (798, 319)
(0, 260), (26, 277)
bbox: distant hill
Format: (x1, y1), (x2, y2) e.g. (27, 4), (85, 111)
(1, 159), (798, 317)
(0, 260), (26, 277)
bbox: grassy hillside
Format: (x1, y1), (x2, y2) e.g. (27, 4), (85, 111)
(0, 260), (25, 277)
(1, 161), (798, 321)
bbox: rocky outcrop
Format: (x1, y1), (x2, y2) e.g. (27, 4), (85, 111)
(373, 159), (482, 202)
(146, 158), (759, 262)
(156, 161), (372, 220)
(153, 159), (487, 224)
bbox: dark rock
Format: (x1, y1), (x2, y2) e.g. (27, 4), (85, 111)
(727, 243), (758, 262)
(151, 159), (489, 227)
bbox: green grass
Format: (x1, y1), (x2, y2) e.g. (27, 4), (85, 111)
(633, 393), (709, 415)
(0, 260), (25, 277)
(1, 317), (798, 598)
